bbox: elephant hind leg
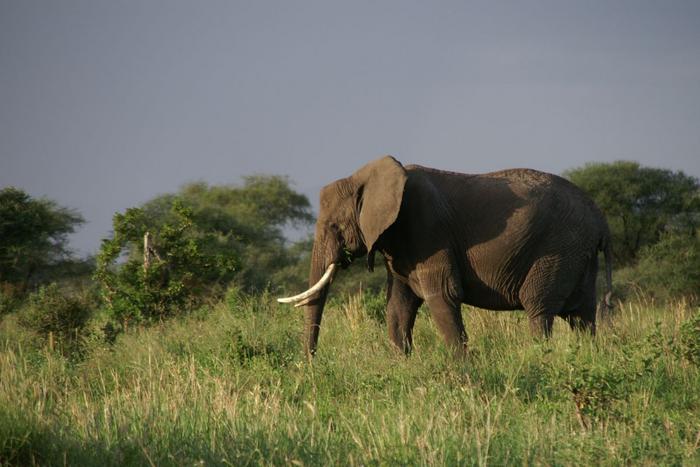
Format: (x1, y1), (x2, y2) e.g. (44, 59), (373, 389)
(529, 314), (554, 338)
(563, 256), (598, 336)
(519, 257), (573, 339)
(564, 314), (596, 335)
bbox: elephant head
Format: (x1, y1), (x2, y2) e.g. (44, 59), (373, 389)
(278, 156), (407, 356)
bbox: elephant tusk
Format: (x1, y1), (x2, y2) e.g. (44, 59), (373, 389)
(277, 263), (337, 305)
(293, 296), (313, 308)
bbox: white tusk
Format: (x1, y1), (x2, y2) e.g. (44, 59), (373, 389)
(277, 263), (337, 304)
(293, 296), (313, 308)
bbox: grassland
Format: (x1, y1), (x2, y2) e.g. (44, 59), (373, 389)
(1, 292), (699, 465)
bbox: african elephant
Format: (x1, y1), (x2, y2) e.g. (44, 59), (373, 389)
(279, 156), (613, 357)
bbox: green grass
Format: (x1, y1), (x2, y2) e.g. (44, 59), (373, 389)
(1, 293), (699, 465)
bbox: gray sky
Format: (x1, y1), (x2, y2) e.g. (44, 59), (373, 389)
(2, 1), (699, 256)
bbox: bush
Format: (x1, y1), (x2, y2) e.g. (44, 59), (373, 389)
(17, 284), (93, 351)
(676, 308), (700, 366)
(548, 345), (627, 430)
(95, 202), (236, 329)
(140, 178), (314, 293)
(618, 233), (699, 303)
(0, 283), (23, 316)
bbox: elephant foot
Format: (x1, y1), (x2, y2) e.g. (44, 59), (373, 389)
(528, 314), (554, 338)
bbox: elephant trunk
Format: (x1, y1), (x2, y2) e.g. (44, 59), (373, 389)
(303, 242), (334, 357)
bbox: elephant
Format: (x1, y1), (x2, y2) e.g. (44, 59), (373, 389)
(279, 156), (613, 357)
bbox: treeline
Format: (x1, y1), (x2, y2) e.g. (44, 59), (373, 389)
(1, 162), (698, 354)
(565, 161), (699, 301)
(1, 175), (318, 353)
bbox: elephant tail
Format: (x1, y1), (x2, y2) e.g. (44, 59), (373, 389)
(600, 235), (614, 312)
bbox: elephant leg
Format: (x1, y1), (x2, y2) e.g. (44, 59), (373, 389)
(529, 314), (554, 338)
(424, 294), (468, 356)
(520, 262), (569, 338)
(521, 293), (558, 339)
(564, 257), (598, 336)
(565, 314), (595, 335)
(519, 257), (571, 339)
(386, 273), (422, 354)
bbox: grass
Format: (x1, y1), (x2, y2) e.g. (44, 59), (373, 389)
(1, 292), (699, 465)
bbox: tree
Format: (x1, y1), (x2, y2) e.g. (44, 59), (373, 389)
(95, 201), (236, 327)
(139, 176), (314, 291)
(0, 187), (84, 292)
(565, 162), (699, 265)
(95, 176), (314, 327)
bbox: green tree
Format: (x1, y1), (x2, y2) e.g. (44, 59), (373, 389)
(139, 176), (314, 291)
(0, 187), (84, 293)
(95, 201), (238, 327)
(565, 162), (699, 265)
(95, 176), (314, 327)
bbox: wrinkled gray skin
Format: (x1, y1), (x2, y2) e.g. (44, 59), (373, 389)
(301, 156), (613, 357)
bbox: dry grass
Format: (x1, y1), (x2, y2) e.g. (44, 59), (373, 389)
(1, 293), (699, 465)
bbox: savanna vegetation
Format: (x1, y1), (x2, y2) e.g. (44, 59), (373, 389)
(1, 162), (698, 465)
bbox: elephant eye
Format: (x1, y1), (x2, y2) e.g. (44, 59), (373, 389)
(329, 223), (345, 242)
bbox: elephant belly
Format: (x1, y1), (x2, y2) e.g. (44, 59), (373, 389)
(461, 247), (530, 310)
(460, 277), (524, 311)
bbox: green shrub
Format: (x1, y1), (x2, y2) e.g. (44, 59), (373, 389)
(676, 308), (700, 366)
(547, 333), (665, 431)
(548, 345), (627, 430)
(139, 178), (314, 293)
(636, 233), (699, 301)
(95, 202), (237, 329)
(17, 283), (92, 351)
(0, 283), (22, 316)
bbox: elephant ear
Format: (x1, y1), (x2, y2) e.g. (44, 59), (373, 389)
(354, 156), (407, 270)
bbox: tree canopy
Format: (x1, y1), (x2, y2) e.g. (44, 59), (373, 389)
(565, 161), (699, 265)
(139, 176), (314, 291)
(95, 201), (234, 326)
(0, 187), (84, 290)
(95, 176), (314, 325)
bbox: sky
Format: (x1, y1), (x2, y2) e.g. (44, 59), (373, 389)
(1, 1), (699, 256)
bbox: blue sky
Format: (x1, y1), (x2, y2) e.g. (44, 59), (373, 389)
(2, 1), (699, 255)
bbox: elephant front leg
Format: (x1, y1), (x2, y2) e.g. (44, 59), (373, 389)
(386, 273), (422, 354)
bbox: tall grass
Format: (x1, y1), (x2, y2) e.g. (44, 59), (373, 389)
(1, 293), (699, 465)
